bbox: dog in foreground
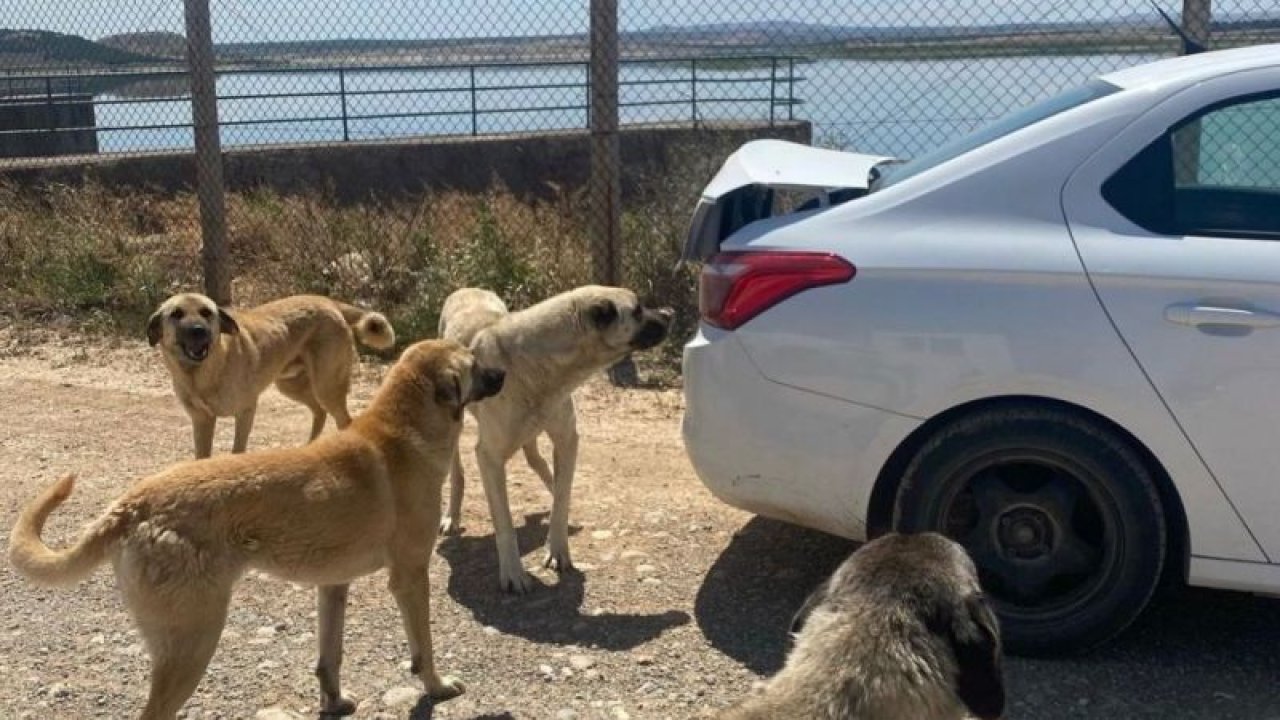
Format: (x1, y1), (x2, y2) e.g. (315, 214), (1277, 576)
(8, 339), (504, 720)
(147, 292), (395, 458)
(438, 285), (673, 593)
(720, 533), (1005, 720)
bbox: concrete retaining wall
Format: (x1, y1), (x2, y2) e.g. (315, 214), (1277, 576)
(0, 94), (98, 159)
(0, 120), (809, 201)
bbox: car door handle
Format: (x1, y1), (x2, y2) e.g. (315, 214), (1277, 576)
(1164, 303), (1280, 329)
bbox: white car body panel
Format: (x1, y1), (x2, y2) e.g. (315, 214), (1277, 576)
(683, 328), (921, 539)
(1190, 556), (1280, 595)
(682, 46), (1280, 594)
(1063, 64), (1280, 561)
(1099, 44), (1280, 90)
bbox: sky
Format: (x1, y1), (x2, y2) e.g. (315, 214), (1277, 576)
(1, 0), (1262, 43)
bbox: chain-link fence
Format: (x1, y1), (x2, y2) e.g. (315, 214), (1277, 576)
(4, 1), (1276, 160)
(1, 0), (1278, 369)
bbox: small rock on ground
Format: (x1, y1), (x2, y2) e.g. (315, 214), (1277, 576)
(381, 685), (421, 708)
(254, 709), (303, 720)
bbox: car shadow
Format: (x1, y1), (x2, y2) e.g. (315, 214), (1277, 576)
(437, 512), (689, 650)
(696, 516), (1280, 718)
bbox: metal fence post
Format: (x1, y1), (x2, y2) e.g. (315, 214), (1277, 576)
(184, 0), (232, 305)
(1181, 0), (1212, 48)
(788, 57), (795, 121)
(338, 67), (349, 141)
(590, 0), (634, 384)
(44, 77), (55, 138)
(584, 63), (591, 129)
(470, 66), (479, 136)
(769, 57), (777, 127)
(1175, 0), (1212, 185)
(589, 0), (620, 287)
(690, 58), (698, 125)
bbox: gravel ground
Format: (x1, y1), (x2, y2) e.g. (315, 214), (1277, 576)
(2, 328), (1280, 719)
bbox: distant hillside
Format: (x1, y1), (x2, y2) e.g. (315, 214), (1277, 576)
(0, 28), (161, 69)
(99, 31), (187, 60)
(635, 15), (1280, 43)
(3, 15), (1278, 72)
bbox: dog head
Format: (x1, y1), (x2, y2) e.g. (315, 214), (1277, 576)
(789, 533), (1005, 720)
(147, 293), (240, 366)
(578, 286), (674, 355)
(396, 339), (506, 422)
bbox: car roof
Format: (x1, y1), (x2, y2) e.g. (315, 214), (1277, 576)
(1101, 44), (1280, 90)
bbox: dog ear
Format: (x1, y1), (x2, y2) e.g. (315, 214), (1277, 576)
(470, 330), (501, 366)
(434, 371), (465, 421)
(146, 311), (164, 346)
(587, 299), (618, 330)
(789, 576), (832, 637)
(945, 593), (1005, 720)
(217, 307), (240, 335)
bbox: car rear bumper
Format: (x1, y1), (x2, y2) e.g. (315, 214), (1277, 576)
(681, 326), (919, 541)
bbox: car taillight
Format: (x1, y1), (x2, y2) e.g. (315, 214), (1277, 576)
(699, 250), (856, 330)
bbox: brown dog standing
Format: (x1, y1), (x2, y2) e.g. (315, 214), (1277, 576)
(8, 339), (503, 719)
(147, 292), (395, 458)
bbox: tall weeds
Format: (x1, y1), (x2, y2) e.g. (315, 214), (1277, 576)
(0, 138), (734, 382)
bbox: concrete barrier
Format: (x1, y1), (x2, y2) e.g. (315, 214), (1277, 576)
(0, 93), (98, 159)
(0, 120), (809, 201)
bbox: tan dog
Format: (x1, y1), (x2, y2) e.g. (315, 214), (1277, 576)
(8, 339), (505, 720)
(147, 292), (396, 458)
(721, 533), (1005, 720)
(438, 286), (673, 593)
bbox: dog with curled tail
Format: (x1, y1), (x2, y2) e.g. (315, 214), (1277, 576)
(147, 292), (395, 458)
(9, 339), (504, 719)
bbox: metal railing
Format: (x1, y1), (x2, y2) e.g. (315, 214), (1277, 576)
(0, 55), (805, 161)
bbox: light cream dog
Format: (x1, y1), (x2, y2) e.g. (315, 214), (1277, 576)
(147, 292), (396, 458)
(8, 339), (505, 720)
(438, 285), (673, 593)
(720, 532), (1005, 720)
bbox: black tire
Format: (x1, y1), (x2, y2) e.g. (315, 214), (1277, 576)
(893, 404), (1166, 656)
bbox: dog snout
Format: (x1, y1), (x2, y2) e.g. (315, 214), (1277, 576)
(474, 366), (506, 400)
(631, 310), (672, 350)
(186, 324), (210, 340)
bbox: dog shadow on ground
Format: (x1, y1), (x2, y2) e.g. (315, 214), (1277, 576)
(437, 512), (689, 650)
(404, 700), (513, 720)
(694, 516), (856, 676)
(696, 516), (1280, 718)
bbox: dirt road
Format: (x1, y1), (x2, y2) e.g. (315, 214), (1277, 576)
(1, 330), (1279, 719)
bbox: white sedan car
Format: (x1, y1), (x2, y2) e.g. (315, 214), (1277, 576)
(681, 45), (1280, 655)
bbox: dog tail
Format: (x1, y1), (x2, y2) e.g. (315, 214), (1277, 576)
(336, 302), (396, 351)
(8, 475), (124, 587)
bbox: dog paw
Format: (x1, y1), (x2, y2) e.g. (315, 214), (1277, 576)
(439, 516), (463, 536)
(543, 548), (574, 572)
(320, 695), (357, 716)
(498, 566), (536, 594)
(428, 675), (466, 701)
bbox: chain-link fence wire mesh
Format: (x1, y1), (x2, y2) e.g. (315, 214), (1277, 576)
(7, 2), (1278, 161)
(1, 0), (1278, 368)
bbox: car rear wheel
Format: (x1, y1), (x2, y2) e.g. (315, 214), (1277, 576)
(893, 404), (1166, 656)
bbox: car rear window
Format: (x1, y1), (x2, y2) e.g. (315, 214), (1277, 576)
(876, 78), (1120, 190)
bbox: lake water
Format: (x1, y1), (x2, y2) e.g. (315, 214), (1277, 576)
(93, 53), (1165, 159)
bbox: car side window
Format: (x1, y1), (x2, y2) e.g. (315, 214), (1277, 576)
(1104, 92), (1280, 240)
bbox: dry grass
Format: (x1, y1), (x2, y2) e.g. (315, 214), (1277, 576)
(0, 139), (733, 382)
